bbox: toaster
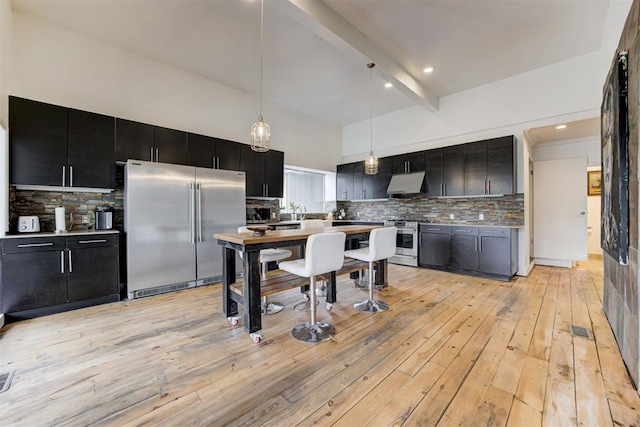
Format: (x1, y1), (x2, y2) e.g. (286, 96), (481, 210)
(18, 216), (40, 233)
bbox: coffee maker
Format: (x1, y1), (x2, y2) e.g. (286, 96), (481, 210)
(95, 206), (114, 230)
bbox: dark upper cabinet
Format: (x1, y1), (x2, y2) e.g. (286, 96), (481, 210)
(424, 149), (444, 196)
(68, 109), (115, 189)
(443, 145), (464, 196)
(464, 136), (515, 195)
(464, 142), (487, 195)
(9, 96), (69, 186)
(391, 151), (425, 174)
(154, 126), (187, 165)
(115, 118), (155, 162)
(115, 120), (187, 165)
(486, 136), (516, 194)
(9, 97), (114, 189)
(372, 156), (392, 199)
(240, 144), (284, 197)
(216, 138), (241, 171)
(353, 161), (374, 200)
(336, 163), (354, 201)
(264, 150), (284, 198)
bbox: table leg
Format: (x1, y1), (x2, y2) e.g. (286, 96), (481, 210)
(222, 247), (238, 317)
(375, 259), (388, 287)
(243, 250), (262, 334)
(326, 271), (337, 303)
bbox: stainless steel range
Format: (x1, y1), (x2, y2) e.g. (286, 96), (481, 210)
(384, 219), (419, 267)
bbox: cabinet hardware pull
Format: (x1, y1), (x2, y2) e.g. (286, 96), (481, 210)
(443, 183), (446, 195)
(479, 237), (483, 252)
(488, 180), (491, 193)
(474, 236), (478, 251)
(155, 148), (159, 162)
(18, 242), (54, 248)
(428, 228), (441, 231)
(456, 230), (472, 233)
(150, 147), (154, 162)
(60, 251), (65, 273)
(70, 165), (73, 187)
(212, 157), (215, 168)
(217, 157), (220, 169)
(68, 249), (73, 273)
(62, 165), (66, 186)
(78, 239), (108, 244)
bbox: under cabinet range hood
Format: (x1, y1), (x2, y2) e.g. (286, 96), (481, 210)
(386, 171), (425, 194)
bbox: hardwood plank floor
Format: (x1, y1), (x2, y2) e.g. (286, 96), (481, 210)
(0, 259), (639, 426)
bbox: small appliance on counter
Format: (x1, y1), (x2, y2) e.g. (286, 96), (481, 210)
(18, 216), (40, 233)
(95, 206), (114, 230)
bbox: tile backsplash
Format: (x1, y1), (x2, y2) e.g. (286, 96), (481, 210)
(336, 193), (524, 226)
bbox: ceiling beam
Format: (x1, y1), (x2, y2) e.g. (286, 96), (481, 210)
(279, 0), (439, 112)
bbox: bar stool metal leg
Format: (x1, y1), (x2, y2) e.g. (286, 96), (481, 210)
(291, 276), (336, 342)
(261, 261), (284, 315)
(353, 260), (388, 312)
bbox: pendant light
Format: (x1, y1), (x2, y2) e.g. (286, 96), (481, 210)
(364, 62), (378, 175)
(250, 0), (270, 152)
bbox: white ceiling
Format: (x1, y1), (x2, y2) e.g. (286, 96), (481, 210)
(10, 0), (621, 128)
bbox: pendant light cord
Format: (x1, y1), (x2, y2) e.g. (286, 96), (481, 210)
(368, 62), (375, 153)
(259, 0), (264, 116)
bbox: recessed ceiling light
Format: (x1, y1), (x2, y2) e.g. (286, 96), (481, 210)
(555, 124), (567, 130)
(384, 82), (393, 88)
(423, 67), (434, 73)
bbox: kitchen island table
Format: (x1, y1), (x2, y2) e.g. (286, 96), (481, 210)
(215, 225), (384, 342)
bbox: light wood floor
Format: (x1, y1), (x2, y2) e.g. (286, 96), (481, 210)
(0, 260), (639, 426)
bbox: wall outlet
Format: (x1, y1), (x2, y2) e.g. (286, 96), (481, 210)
(81, 215), (90, 224)
(357, 212), (361, 217)
(449, 214), (454, 220)
(479, 213), (484, 220)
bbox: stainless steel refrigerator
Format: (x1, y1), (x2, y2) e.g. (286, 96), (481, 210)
(125, 160), (245, 299)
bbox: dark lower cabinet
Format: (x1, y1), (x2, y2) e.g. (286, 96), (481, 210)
(419, 225), (451, 268)
(478, 228), (518, 276)
(451, 227), (479, 271)
(1, 233), (120, 320)
(419, 224), (517, 280)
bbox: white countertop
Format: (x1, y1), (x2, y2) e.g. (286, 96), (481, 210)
(3, 229), (120, 239)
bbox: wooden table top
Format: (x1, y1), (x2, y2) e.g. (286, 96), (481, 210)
(214, 224), (383, 246)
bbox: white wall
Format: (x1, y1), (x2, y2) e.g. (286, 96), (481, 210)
(8, 12), (343, 173)
(0, 0), (11, 236)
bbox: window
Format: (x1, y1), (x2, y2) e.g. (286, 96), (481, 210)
(283, 167), (326, 214)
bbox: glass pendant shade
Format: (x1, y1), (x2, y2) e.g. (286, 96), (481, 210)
(365, 151), (378, 175)
(251, 114), (270, 152)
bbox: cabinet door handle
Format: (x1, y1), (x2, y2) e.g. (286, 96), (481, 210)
(68, 249), (73, 273)
(62, 165), (66, 186)
(443, 183), (446, 195)
(78, 239), (108, 244)
(212, 156), (216, 168)
(217, 157), (220, 169)
(150, 147), (154, 162)
(427, 228), (441, 231)
(18, 242), (54, 248)
(488, 180), (491, 194)
(155, 148), (159, 162)
(70, 166), (73, 187)
(61, 250), (65, 273)
(474, 236), (478, 251)
(479, 237), (483, 252)
(456, 229), (472, 233)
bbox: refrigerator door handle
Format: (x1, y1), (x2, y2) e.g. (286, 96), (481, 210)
(196, 183), (203, 243)
(189, 183), (196, 244)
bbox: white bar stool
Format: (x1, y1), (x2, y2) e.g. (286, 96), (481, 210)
(344, 226), (397, 313)
(294, 219), (331, 309)
(279, 232), (346, 343)
(238, 226), (292, 315)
